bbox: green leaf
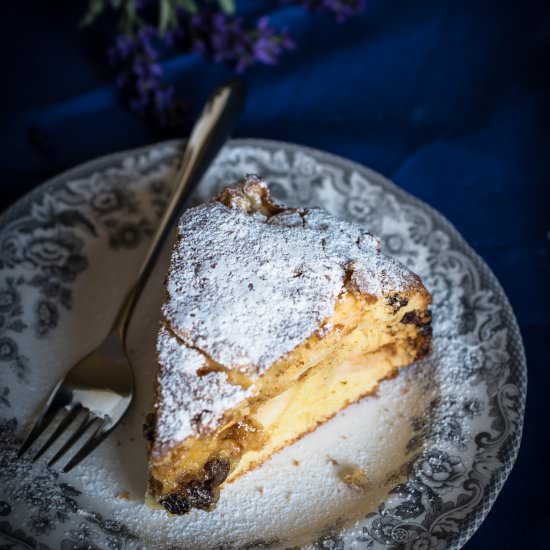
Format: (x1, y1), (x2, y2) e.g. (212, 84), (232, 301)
(159, 0), (174, 34)
(80, 0), (105, 27)
(217, 0), (235, 15)
(176, 0), (198, 13)
(125, 0), (136, 23)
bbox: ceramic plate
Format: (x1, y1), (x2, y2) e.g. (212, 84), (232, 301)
(0, 139), (526, 549)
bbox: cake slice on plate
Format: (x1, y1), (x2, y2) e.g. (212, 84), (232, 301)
(145, 175), (432, 514)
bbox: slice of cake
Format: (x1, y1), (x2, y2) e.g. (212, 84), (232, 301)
(145, 175), (432, 514)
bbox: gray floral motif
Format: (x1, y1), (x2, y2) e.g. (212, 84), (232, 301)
(0, 521), (52, 550)
(28, 514), (57, 536)
(407, 397), (483, 452)
(414, 450), (466, 491)
(0, 419), (138, 549)
(360, 403), (503, 550)
(88, 514), (138, 549)
(0, 335), (27, 380)
(457, 331), (510, 395)
(458, 291), (500, 336)
(0, 233), (21, 268)
(0, 152), (172, 352)
(408, 532), (447, 550)
(2, 226), (89, 339)
(63, 172), (139, 215)
(107, 219), (153, 249)
(23, 232), (88, 278)
(60, 518), (137, 550)
(284, 151), (327, 205)
(403, 206), (450, 259)
(0, 278), (27, 378)
(363, 515), (426, 546)
(0, 285), (19, 313)
(35, 299), (59, 336)
(62, 535), (104, 550)
(0, 336), (18, 362)
(59, 514), (138, 550)
(313, 527), (345, 550)
(383, 233), (420, 268)
(91, 188), (124, 213)
(16, 476), (80, 530)
(423, 273), (453, 306)
(343, 172), (398, 234)
(0, 197), (95, 273)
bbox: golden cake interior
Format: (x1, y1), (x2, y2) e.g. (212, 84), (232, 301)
(146, 181), (432, 514)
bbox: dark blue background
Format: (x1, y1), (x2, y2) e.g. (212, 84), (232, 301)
(1, 1), (548, 548)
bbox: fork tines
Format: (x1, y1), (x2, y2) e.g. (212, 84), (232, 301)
(18, 401), (109, 473)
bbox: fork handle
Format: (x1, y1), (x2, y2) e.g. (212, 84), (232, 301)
(112, 79), (246, 340)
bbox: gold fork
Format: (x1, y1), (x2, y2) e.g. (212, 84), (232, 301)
(18, 79), (246, 472)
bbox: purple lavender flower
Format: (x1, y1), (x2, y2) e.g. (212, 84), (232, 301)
(107, 34), (135, 63)
(108, 26), (184, 127)
(189, 11), (294, 72)
(98, 0), (363, 127)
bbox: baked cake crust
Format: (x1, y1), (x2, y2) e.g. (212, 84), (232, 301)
(146, 175), (432, 514)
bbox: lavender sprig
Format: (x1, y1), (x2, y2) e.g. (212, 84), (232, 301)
(81, 0), (364, 127)
(189, 12), (295, 72)
(108, 26), (184, 127)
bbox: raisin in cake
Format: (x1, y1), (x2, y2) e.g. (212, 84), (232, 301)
(145, 175), (432, 514)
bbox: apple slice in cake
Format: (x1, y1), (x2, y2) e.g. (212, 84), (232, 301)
(145, 175), (432, 514)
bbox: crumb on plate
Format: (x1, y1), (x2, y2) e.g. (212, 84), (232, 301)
(338, 465), (369, 492)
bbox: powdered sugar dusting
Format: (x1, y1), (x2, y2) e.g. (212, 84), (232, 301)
(351, 256), (420, 298)
(162, 177), (417, 373)
(154, 326), (252, 456)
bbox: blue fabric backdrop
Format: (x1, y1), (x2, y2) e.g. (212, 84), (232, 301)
(1, 1), (548, 547)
